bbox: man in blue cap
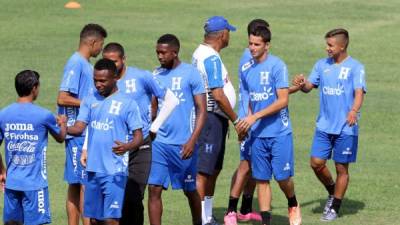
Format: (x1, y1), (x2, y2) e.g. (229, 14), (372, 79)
(192, 16), (241, 225)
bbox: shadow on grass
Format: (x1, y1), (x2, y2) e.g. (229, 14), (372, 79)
(213, 207), (289, 225)
(301, 197), (365, 216)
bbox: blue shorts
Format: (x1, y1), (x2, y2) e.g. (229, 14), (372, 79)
(84, 172), (127, 220)
(64, 137), (86, 184)
(311, 129), (358, 163)
(251, 133), (294, 181)
(148, 141), (197, 191)
(3, 187), (51, 225)
(197, 112), (229, 175)
(239, 135), (253, 161)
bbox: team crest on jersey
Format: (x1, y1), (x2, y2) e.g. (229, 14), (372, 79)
(109, 100), (122, 115)
(338, 67), (351, 80)
(91, 103), (99, 108)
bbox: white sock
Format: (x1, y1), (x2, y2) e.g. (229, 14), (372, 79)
(204, 196), (214, 222)
(201, 200), (206, 225)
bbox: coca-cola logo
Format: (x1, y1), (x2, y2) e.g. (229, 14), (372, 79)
(7, 141), (37, 153)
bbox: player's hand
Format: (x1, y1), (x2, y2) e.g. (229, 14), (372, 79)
(347, 110), (358, 126)
(57, 115), (67, 127)
(112, 140), (130, 155)
(80, 149), (87, 168)
(292, 74), (306, 87)
(236, 115), (257, 134)
(237, 130), (248, 142)
(181, 140), (196, 160)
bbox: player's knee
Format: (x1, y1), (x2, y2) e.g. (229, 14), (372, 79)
(184, 190), (199, 198)
(310, 160), (326, 172)
(148, 185), (162, 199)
(89, 218), (98, 225)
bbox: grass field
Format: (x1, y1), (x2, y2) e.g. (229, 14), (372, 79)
(1, 0), (400, 224)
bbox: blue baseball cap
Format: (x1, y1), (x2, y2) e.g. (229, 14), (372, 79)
(204, 16), (236, 33)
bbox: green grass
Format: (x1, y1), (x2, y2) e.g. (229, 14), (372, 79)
(1, 0), (399, 224)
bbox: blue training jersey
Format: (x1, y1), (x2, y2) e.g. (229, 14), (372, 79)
(153, 62), (205, 145)
(0, 103), (60, 191)
(308, 56), (367, 135)
(77, 91), (143, 175)
(59, 52), (94, 138)
(117, 66), (166, 139)
(238, 48), (252, 118)
(240, 53), (292, 138)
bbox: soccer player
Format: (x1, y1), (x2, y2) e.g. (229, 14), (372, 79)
(57, 23), (107, 225)
(224, 19), (270, 225)
(68, 58), (143, 225)
(236, 26), (302, 225)
(101, 42), (179, 225)
(0, 70), (67, 225)
(292, 28), (366, 221)
(192, 16), (239, 225)
(147, 34), (206, 225)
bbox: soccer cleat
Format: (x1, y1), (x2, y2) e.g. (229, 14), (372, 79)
(237, 211), (262, 222)
(288, 204), (302, 225)
(323, 195), (334, 216)
(223, 211), (237, 225)
(321, 208), (338, 222)
(205, 216), (220, 225)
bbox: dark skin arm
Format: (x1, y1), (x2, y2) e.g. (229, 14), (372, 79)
(237, 88), (289, 133)
(211, 87), (238, 122)
(181, 94), (207, 159)
(67, 121), (87, 136)
(57, 91), (81, 107)
(0, 151), (5, 190)
(112, 129), (143, 155)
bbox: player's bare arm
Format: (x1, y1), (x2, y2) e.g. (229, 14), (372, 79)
(347, 88), (364, 126)
(49, 114), (68, 143)
(182, 93), (207, 159)
(211, 87), (242, 136)
(211, 87), (238, 122)
(57, 91), (81, 107)
(237, 88), (289, 133)
(67, 120), (87, 136)
(112, 128), (143, 155)
(0, 152), (5, 189)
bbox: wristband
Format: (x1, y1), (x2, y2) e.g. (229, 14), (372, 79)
(233, 118), (240, 126)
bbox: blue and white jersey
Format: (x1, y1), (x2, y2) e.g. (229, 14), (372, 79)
(238, 48), (252, 118)
(192, 44), (236, 118)
(59, 52), (94, 138)
(117, 66), (166, 139)
(0, 103), (60, 191)
(240, 54), (292, 138)
(308, 56), (367, 135)
(77, 91), (142, 175)
(153, 63), (205, 145)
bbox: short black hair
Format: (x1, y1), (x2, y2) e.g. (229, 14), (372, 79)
(80, 23), (107, 40)
(247, 19), (269, 36)
(103, 42), (125, 57)
(94, 58), (117, 76)
(15, 70), (40, 97)
(157, 34), (180, 52)
(325, 28), (349, 49)
(250, 26), (271, 43)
